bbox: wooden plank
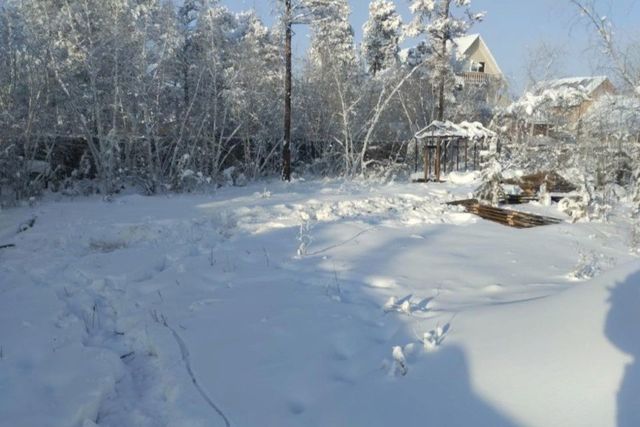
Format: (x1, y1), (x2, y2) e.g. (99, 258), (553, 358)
(447, 199), (562, 228)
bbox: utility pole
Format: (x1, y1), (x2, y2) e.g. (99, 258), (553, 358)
(282, 0), (292, 181)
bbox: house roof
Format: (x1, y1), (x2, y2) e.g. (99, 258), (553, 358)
(454, 34), (479, 57)
(531, 76), (611, 95)
(399, 34), (503, 76)
(453, 34), (503, 76)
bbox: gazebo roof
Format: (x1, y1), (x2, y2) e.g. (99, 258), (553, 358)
(415, 121), (467, 139)
(458, 121), (496, 139)
(415, 120), (495, 140)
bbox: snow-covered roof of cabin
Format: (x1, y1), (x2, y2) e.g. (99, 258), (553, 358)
(507, 86), (590, 122)
(454, 34), (479, 57)
(415, 120), (495, 140)
(532, 76), (611, 95)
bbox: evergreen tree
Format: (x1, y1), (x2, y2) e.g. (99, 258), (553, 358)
(308, 0), (355, 74)
(362, 0), (402, 76)
(407, 0), (485, 120)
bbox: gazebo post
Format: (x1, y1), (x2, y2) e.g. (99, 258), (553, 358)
(414, 138), (419, 173)
(435, 139), (441, 182)
(443, 138), (448, 175)
(424, 140), (430, 181)
(474, 142), (478, 170)
(465, 138), (469, 171)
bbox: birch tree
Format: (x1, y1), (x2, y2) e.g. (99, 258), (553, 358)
(570, 0), (640, 94)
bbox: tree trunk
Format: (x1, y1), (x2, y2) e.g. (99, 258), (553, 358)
(437, 0), (451, 122)
(282, 0), (292, 182)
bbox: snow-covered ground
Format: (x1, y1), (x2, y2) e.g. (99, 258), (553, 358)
(1, 176), (639, 427)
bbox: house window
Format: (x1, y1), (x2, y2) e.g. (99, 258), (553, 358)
(471, 61), (485, 73)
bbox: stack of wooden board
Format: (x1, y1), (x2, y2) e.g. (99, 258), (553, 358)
(447, 199), (563, 228)
(503, 171), (578, 195)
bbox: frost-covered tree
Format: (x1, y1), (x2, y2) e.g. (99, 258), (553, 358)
(523, 41), (566, 90)
(275, 0), (344, 181)
(362, 0), (402, 76)
(570, 0), (640, 94)
(407, 0), (485, 121)
(474, 146), (503, 206)
(308, 0), (355, 73)
(227, 12), (283, 179)
(177, 0), (205, 108)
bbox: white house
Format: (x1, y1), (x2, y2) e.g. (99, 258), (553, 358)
(453, 34), (505, 86)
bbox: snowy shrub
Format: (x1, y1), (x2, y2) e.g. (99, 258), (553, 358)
(559, 177), (611, 222)
(423, 324), (448, 351)
(569, 251), (601, 281)
(383, 296), (398, 312)
(296, 225), (311, 257)
(178, 167), (211, 192)
(630, 219), (640, 256)
(391, 346), (408, 376)
(633, 168), (640, 211)
(474, 148), (504, 206)
(558, 196), (588, 223)
(221, 167), (248, 187)
(539, 182), (552, 206)
(382, 295), (429, 315)
(296, 213), (315, 257)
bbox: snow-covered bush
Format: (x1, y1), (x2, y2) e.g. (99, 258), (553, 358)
(558, 196), (588, 223)
(296, 212), (316, 257)
(558, 176), (611, 222)
(630, 219), (640, 256)
(474, 147), (504, 206)
(633, 167), (640, 211)
(423, 324), (447, 351)
(391, 346), (408, 376)
(569, 251), (601, 281)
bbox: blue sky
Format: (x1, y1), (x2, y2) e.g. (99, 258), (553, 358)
(222, 0), (639, 94)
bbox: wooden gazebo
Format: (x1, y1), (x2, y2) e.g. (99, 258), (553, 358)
(414, 121), (495, 182)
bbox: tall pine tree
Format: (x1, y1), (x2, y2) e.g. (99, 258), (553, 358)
(362, 0), (402, 76)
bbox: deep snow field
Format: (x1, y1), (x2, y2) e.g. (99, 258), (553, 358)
(1, 174), (639, 427)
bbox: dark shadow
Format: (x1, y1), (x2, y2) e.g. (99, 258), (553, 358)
(300, 343), (518, 427)
(605, 269), (640, 427)
(295, 224), (520, 426)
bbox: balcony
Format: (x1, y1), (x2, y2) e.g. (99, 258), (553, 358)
(459, 71), (494, 85)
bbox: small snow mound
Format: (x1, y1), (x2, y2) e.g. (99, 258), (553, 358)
(367, 276), (397, 289)
(447, 171), (481, 185)
(483, 284), (504, 293)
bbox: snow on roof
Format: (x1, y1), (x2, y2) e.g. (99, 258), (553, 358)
(415, 120), (495, 139)
(532, 76), (610, 95)
(416, 121), (467, 138)
(453, 34), (479, 58)
(458, 121), (497, 139)
(507, 86), (590, 121)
